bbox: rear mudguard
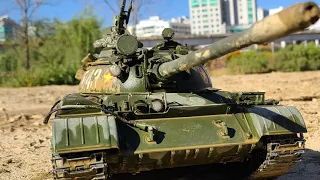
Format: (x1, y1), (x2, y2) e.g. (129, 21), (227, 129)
(51, 105), (306, 173)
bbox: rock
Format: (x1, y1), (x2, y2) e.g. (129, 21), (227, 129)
(23, 114), (31, 120)
(10, 127), (15, 132)
(6, 159), (13, 164)
(8, 117), (16, 123)
(39, 139), (44, 144)
(8, 114), (30, 123)
(34, 145), (45, 149)
(32, 121), (41, 127)
(31, 114), (44, 119)
(16, 162), (22, 168)
(30, 141), (37, 147)
(306, 111), (318, 115)
(0, 168), (10, 173)
(1, 108), (9, 121)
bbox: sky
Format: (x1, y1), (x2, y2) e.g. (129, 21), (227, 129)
(1, 0), (320, 27)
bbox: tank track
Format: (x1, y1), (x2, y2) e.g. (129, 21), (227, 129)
(52, 151), (108, 180)
(249, 135), (305, 180)
(50, 135), (304, 180)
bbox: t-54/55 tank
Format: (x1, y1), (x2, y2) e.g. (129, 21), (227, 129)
(44, 1), (320, 179)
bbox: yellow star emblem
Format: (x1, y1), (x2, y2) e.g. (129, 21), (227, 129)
(104, 73), (113, 82)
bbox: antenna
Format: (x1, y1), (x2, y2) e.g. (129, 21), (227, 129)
(120, 0), (126, 15)
(103, 0), (118, 15)
(126, 0), (133, 25)
(116, 0), (126, 33)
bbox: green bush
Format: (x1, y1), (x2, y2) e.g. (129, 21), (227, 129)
(226, 51), (273, 74)
(0, 65), (79, 87)
(0, 49), (23, 72)
(274, 43), (320, 71)
(226, 43), (320, 74)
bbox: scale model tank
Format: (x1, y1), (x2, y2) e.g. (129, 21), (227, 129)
(44, 1), (320, 179)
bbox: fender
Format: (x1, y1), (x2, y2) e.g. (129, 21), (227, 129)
(244, 105), (307, 137)
(52, 115), (119, 155)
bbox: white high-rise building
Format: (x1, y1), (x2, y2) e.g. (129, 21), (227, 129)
(130, 16), (191, 37)
(236, 0), (257, 25)
(257, 7), (269, 21)
(189, 0), (257, 35)
(189, 0), (225, 35)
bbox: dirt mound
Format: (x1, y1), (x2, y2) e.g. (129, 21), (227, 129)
(0, 71), (319, 180)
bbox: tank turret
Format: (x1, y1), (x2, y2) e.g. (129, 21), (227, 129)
(77, 1), (320, 93)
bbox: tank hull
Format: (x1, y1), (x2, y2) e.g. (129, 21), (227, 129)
(51, 92), (306, 179)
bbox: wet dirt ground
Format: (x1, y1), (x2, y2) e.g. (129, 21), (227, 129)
(0, 71), (319, 180)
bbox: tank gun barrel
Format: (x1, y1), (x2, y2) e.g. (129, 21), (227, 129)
(158, 2), (320, 78)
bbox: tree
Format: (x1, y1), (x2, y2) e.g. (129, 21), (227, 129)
(14, 0), (50, 70)
(0, 10), (103, 87)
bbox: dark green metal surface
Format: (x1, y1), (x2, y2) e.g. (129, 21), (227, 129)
(52, 116), (119, 154)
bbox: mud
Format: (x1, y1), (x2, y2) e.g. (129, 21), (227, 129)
(0, 71), (319, 180)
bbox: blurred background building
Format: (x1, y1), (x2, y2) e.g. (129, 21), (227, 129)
(236, 0), (257, 25)
(257, 7), (269, 21)
(128, 16), (191, 37)
(0, 15), (20, 42)
(268, 6), (283, 15)
(188, 0), (258, 35)
(309, 20), (320, 30)
(189, 0), (225, 34)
